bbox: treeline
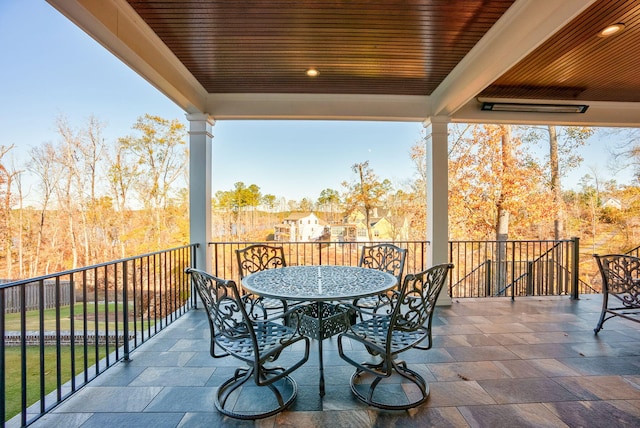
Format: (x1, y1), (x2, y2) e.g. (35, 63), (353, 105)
(0, 114), (188, 278)
(447, 125), (640, 253)
(209, 124), (640, 251)
(2, 117), (639, 279)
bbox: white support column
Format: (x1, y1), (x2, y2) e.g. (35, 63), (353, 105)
(187, 113), (214, 272)
(424, 116), (452, 305)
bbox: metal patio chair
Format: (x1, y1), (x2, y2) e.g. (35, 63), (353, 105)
(337, 263), (452, 410)
(236, 244), (295, 317)
(352, 243), (407, 318)
(593, 254), (640, 333)
(186, 268), (310, 420)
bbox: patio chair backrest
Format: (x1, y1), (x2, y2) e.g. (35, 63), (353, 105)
(594, 254), (640, 306)
(390, 263), (453, 349)
(236, 244), (287, 279)
(358, 243), (407, 285)
(186, 268), (254, 357)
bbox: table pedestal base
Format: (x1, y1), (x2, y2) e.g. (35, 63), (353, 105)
(292, 302), (350, 396)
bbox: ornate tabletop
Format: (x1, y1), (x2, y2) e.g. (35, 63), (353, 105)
(241, 265), (397, 301)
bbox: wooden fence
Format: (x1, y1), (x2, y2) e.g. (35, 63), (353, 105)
(1, 280), (74, 313)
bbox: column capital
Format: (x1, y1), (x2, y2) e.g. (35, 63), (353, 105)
(186, 113), (215, 138)
(422, 116), (450, 128)
(185, 113), (215, 126)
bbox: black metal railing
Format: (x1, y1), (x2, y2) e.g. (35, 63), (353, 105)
(448, 238), (594, 299)
(625, 245), (640, 258)
(1, 244), (196, 427)
(209, 238), (592, 299)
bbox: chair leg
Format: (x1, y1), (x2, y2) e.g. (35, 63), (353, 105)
(349, 359), (429, 410)
(594, 293), (610, 334)
(215, 366), (298, 420)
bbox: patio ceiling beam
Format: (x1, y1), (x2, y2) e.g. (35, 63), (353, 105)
(46, 0), (208, 114)
(204, 93), (431, 122)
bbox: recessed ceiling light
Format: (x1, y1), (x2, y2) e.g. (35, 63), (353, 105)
(598, 23), (625, 37)
(306, 68), (319, 77)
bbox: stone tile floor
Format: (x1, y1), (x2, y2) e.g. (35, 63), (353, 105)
(27, 295), (640, 427)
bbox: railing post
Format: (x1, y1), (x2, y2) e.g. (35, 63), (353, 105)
(20, 283), (27, 427)
(572, 237), (580, 300)
(486, 259), (492, 297)
(193, 243), (199, 309)
(448, 241), (453, 297)
(0, 287), (5, 425)
(511, 243), (516, 301)
(123, 261), (130, 361)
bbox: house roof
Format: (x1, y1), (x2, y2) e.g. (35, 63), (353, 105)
(48, 0), (640, 127)
(284, 212), (316, 221)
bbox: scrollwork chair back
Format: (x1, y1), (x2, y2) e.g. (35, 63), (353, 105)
(353, 243), (407, 315)
(236, 244), (290, 314)
(236, 244), (287, 278)
(359, 243), (407, 283)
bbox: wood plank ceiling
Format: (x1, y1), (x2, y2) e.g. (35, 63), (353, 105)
(127, 0), (515, 95)
(480, 0), (640, 102)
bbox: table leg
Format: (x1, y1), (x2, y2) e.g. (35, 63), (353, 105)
(317, 301), (325, 396)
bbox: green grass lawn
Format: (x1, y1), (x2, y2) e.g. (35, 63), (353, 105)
(3, 303), (151, 421)
(4, 345), (105, 421)
(3, 300), (183, 421)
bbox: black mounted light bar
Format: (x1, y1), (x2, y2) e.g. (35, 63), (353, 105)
(481, 102), (589, 113)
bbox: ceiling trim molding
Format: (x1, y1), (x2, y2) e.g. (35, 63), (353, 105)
(205, 93), (431, 121)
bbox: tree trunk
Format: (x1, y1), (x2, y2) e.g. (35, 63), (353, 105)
(548, 125), (564, 239)
(1, 165), (12, 278)
(16, 177), (24, 278)
(365, 207), (373, 242)
(496, 125), (513, 294)
(496, 125), (513, 241)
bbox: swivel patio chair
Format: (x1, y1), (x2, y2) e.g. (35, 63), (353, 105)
(236, 244), (293, 317)
(337, 263), (452, 410)
(593, 254), (640, 333)
(352, 243), (407, 319)
(186, 268), (310, 420)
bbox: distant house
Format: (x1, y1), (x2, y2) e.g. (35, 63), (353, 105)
(602, 198), (622, 210)
(329, 223), (359, 242)
(274, 212), (328, 242)
(332, 207), (409, 242)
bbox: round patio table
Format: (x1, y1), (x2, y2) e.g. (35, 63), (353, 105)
(242, 265), (397, 396)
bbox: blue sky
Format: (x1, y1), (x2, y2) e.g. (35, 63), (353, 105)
(0, 1), (634, 207)
(0, 1), (424, 204)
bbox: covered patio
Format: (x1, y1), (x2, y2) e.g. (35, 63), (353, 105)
(22, 295), (640, 427)
(18, 0), (640, 426)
